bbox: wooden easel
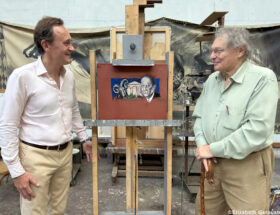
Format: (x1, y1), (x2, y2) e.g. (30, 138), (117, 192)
(88, 1), (179, 214)
(110, 2), (171, 181)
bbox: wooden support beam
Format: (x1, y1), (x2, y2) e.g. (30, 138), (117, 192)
(139, 4), (154, 9)
(118, 170), (164, 177)
(90, 50), (99, 215)
(110, 27), (117, 62)
(134, 0), (148, 5)
(165, 127), (173, 215)
(167, 51), (174, 120)
(133, 127), (139, 211)
(126, 127), (139, 213)
(199, 11), (228, 26)
(195, 32), (215, 42)
(126, 127), (133, 211)
(134, 0), (162, 5)
(126, 5), (141, 35)
(218, 15), (225, 27)
(165, 52), (174, 215)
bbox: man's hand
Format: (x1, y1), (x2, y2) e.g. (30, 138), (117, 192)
(13, 172), (39, 201)
(195, 145), (213, 161)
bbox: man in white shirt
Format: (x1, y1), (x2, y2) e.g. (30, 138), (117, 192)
(0, 17), (92, 215)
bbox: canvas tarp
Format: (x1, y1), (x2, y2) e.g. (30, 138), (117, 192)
(1, 17), (280, 131)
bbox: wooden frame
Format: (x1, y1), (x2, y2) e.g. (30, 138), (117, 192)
(90, 1), (174, 214)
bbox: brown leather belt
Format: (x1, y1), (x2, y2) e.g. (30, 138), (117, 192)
(21, 140), (70, 151)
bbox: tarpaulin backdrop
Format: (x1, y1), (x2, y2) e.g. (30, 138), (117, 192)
(1, 18), (280, 131)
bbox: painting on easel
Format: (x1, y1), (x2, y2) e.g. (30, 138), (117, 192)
(97, 63), (168, 120)
(111, 76), (160, 102)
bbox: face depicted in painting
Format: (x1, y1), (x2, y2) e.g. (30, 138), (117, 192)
(140, 76), (156, 103)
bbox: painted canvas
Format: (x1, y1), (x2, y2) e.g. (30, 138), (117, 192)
(111, 76), (160, 102)
(97, 63), (168, 120)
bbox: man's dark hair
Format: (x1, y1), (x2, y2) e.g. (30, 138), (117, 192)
(34, 16), (64, 54)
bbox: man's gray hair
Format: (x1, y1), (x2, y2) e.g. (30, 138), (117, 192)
(215, 27), (251, 58)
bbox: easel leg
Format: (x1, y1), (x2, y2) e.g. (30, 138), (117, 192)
(92, 127), (98, 215)
(126, 127), (138, 213)
(164, 127), (172, 215)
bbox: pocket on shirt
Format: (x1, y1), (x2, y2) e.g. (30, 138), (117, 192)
(222, 106), (245, 130)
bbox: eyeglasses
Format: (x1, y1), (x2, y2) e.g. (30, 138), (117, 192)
(211, 48), (225, 56)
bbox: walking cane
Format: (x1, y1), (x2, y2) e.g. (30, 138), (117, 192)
(200, 159), (214, 215)
(200, 163), (206, 215)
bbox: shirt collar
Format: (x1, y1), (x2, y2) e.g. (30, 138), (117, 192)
(36, 56), (67, 77)
(215, 60), (248, 84)
(36, 56), (48, 76)
(230, 60), (248, 84)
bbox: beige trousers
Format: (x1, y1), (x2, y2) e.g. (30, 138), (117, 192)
(195, 145), (274, 215)
(19, 141), (73, 215)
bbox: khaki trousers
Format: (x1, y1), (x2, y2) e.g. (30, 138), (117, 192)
(19, 141), (73, 215)
(195, 145), (274, 215)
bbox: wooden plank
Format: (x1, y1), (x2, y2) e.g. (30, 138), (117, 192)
(137, 126), (147, 140)
(115, 139), (165, 148)
(147, 0), (162, 3)
(110, 137), (183, 148)
(106, 147), (165, 155)
(148, 127), (164, 139)
(166, 51), (174, 215)
(139, 8), (145, 43)
(133, 127), (138, 211)
(90, 50), (97, 120)
(0, 89), (5, 93)
(167, 51), (174, 120)
(110, 27), (117, 62)
(118, 165), (164, 171)
(144, 31), (167, 60)
(195, 33), (215, 42)
(134, 0), (147, 4)
(118, 170), (164, 177)
(125, 5), (140, 35)
(126, 127), (133, 211)
(117, 127), (126, 139)
(165, 27), (171, 53)
(90, 50), (98, 215)
(166, 127), (173, 215)
(200, 11), (228, 26)
(143, 31), (153, 60)
(116, 32), (124, 59)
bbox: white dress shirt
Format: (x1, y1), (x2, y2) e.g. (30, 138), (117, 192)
(0, 57), (88, 178)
